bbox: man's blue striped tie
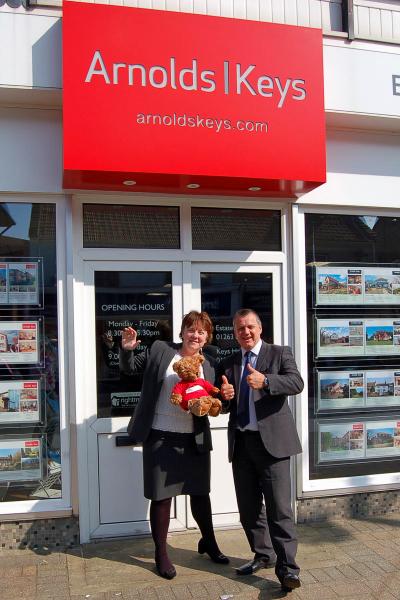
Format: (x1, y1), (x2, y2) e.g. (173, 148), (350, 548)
(237, 351), (251, 428)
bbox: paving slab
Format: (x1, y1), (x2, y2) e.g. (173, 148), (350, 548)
(1, 516), (400, 599)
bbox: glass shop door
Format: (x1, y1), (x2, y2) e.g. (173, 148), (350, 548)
(81, 261), (186, 540)
(188, 263), (282, 527)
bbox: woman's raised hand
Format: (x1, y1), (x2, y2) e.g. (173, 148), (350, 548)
(121, 327), (141, 351)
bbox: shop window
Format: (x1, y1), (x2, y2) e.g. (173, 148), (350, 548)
(0, 203), (61, 502)
(83, 204), (180, 248)
(94, 271), (173, 418)
(191, 207), (281, 251)
(305, 213), (400, 480)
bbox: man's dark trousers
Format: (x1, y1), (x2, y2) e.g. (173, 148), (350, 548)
(233, 430), (299, 577)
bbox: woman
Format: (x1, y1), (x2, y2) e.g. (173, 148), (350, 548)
(120, 310), (228, 580)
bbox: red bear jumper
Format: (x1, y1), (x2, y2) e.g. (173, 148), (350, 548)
(172, 378), (216, 411)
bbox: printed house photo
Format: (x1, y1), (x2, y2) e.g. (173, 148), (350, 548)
(19, 330), (36, 341)
(0, 330), (19, 352)
(0, 267), (6, 288)
(318, 273), (347, 295)
(365, 275), (392, 295)
(320, 326), (350, 348)
(8, 265), (36, 290)
(21, 447), (40, 470)
(0, 447), (22, 472)
(348, 274), (362, 285)
(348, 285), (362, 295)
(320, 378), (349, 399)
(367, 376), (395, 397)
(20, 400), (38, 413)
(321, 429), (352, 453)
(18, 341), (37, 353)
(350, 385), (364, 398)
(393, 428), (400, 448)
(0, 390), (17, 414)
(367, 427), (394, 449)
(365, 326), (393, 346)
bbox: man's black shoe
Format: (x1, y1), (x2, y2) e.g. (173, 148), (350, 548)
(280, 573), (301, 592)
(236, 556), (276, 576)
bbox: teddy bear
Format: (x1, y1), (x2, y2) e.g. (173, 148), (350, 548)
(170, 354), (222, 417)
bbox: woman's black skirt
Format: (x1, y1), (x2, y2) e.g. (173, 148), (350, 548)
(142, 429), (211, 500)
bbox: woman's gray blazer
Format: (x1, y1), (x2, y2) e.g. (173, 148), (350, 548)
(120, 340), (217, 453)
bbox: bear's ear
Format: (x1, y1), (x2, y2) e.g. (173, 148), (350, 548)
(172, 361), (180, 373)
(197, 354), (205, 365)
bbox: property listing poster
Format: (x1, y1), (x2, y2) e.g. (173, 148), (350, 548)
(317, 318), (400, 357)
(366, 420), (400, 458)
(318, 370), (400, 411)
(317, 371), (365, 411)
(318, 419), (400, 462)
(319, 421), (365, 462)
(0, 438), (42, 482)
(0, 321), (39, 364)
(0, 380), (40, 424)
(316, 266), (400, 306)
(0, 261), (40, 305)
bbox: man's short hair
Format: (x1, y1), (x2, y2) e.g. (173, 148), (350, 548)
(233, 309), (262, 327)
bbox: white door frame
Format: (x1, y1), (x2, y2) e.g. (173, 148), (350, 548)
(71, 194), (292, 542)
(75, 259), (186, 541)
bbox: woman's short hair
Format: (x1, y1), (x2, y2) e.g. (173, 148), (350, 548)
(180, 310), (213, 343)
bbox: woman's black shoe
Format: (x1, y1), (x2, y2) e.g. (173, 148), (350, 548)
(155, 562), (176, 579)
(198, 538), (230, 564)
(155, 554), (177, 579)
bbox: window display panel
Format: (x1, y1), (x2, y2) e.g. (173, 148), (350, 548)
(0, 378), (44, 425)
(306, 213), (400, 480)
(316, 266), (400, 306)
(95, 271), (173, 418)
(317, 368), (400, 413)
(0, 436), (43, 483)
(316, 317), (400, 358)
(0, 204), (61, 502)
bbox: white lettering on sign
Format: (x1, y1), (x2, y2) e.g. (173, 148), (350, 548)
(101, 304), (165, 312)
(84, 51), (307, 109)
(393, 75), (400, 96)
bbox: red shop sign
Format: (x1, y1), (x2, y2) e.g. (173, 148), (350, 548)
(63, 2), (326, 197)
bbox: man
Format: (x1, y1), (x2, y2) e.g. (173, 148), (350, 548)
(219, 308), (303, 592)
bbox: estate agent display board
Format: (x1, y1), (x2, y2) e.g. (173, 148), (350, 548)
(0, 203), (62, 505)
(309, 260), (400, 478)
(0, 257), (50, 493)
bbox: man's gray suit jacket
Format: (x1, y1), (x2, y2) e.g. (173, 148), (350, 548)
(120, 340), (217, 453)
(219, 341), (303, 462)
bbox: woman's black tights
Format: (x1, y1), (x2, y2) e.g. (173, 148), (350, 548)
(190, 494), (221, 554)
(150, 494), (220, 571)
(150, 498), (173, 574)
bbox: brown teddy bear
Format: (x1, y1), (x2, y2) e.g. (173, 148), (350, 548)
(170, 354), (222, 417)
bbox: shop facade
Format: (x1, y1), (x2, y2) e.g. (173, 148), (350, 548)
(0, 0), (399, 548)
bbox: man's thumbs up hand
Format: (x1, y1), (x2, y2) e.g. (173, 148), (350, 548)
(246, 363), (266, 389)
(221, 375), (235, 401)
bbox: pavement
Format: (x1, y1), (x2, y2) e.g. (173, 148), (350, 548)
(1, 515), (400, 600)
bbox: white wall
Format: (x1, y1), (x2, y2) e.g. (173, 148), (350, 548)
(355, 0), (400, 44)
(298, 128), (400, 207)
(1, 10), (399, 128)
(0, 12), (61, 89)
(1, 103), (399, 208)
(324, 39), (400, 119)
(0, 107), (62, 193)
